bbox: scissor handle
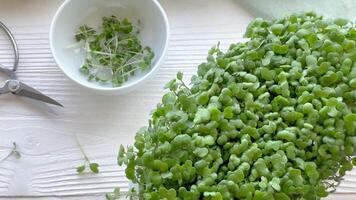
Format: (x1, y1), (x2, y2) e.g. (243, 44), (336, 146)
(0, 66), (16, 79)
(0, 21), (19, 72)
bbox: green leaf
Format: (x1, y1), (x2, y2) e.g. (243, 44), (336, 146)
(76, 165), (85, 174)
(193, 147), (209, 158)
(269, 177), (281, 191)
(162, 92), (177, 105)
(118, 145), (126, 166)
(272, 44), (289, 54)
(89, 163), (100, 174)
(164, 79), (178, 91)
(194, 108), (211, 123)
(113, 187), (120, 195)
(177, 71), (183, 80)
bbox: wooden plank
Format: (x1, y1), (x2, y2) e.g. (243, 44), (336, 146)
(0, 0), (355, 199)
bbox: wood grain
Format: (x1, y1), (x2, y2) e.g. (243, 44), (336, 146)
(0, 0), (355, 199)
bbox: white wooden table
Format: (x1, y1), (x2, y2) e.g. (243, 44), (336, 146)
(0, 0), (355, 199)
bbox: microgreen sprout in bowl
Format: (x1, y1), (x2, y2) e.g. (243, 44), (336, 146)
(50, 0), (169, 95)
(74, 16), (154, 87)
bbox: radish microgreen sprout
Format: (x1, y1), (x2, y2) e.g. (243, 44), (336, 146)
(74, 134), (100, 174)
(75, 16), (154, 87)
(116, 12), (356, 199)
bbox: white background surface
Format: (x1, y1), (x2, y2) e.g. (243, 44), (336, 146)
(0, 0), (355, 199)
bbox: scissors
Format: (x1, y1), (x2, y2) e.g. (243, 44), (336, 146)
(0, 21), (62, 107)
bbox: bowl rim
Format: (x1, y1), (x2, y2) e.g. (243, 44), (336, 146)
(49, 0), (170, 92)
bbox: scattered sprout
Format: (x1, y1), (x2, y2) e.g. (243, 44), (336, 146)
(74, 134), (100, 174)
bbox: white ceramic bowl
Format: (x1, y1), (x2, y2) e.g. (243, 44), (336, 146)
(50, 0), (169, 95)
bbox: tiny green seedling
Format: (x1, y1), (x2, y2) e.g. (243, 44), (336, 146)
(74, 134), (100, 174)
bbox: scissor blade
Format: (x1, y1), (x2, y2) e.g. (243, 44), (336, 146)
(14, 82), (63, 107)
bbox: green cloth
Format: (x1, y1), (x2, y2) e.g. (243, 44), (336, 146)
(237, 0), (356, 20)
